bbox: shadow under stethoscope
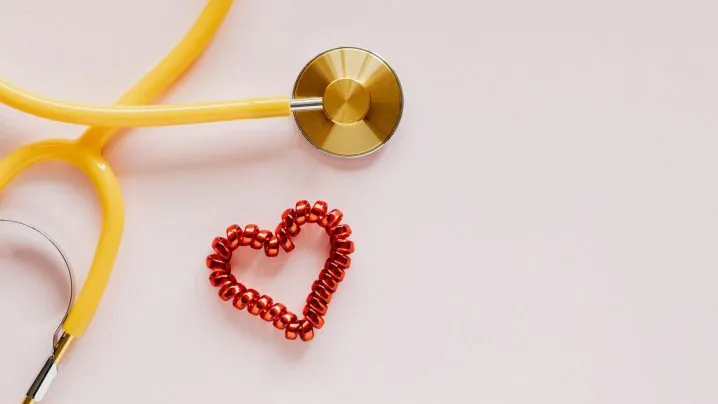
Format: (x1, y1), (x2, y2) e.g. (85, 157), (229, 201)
(98, 123), (388, 178)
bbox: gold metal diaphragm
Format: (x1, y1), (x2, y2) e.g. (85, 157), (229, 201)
(292, 47), (404, 157)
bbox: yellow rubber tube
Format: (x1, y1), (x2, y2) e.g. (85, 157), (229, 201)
(0, 82), (292, 127)
(0, 4), (291, 129)
(0, 0), (234, 338)
(0, 142), (124, 337)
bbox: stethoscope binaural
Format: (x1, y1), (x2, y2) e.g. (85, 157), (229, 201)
(0, 1), (403, 403)
(0, 219), (76, 404)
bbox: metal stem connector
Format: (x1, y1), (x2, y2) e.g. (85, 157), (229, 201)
(25, 357), (56, 403)
(290, 97), (323, 112)
(24, 334), (75, 403)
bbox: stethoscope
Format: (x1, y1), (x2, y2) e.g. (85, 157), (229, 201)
(0, 1), (403, 403)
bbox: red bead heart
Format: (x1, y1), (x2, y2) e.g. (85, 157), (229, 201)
(205, 200), (354, 342)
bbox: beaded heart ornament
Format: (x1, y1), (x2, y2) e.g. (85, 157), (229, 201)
(205, 200), (354, 341)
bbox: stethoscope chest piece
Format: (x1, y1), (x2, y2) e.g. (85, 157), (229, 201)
(292, 47), (404, 158)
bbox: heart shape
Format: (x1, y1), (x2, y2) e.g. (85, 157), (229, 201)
(204, 200), (354, 342)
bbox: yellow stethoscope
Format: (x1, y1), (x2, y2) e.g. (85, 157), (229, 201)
(0, 1), (403, 402)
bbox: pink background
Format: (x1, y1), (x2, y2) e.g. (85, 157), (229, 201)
(1, 1), (717, 403)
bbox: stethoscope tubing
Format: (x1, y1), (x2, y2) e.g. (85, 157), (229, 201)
(2, 1), (238, 402)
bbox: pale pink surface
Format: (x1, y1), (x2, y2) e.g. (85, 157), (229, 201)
(1, 1), (718, 403)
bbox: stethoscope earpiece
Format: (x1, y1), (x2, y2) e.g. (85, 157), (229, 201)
(292, 47), (404, 158)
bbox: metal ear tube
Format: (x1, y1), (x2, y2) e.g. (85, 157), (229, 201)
(0, 219), (75, 404)
(23, 333), (74, 404)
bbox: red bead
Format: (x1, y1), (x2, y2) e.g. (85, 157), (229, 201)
(226, 224), (243, 250)
(329, 224), (352, 240)
(324, 259), (346, 282)
(218, 283), (242, 301)
(209, 272), (235, 288)
(233, 289), (259, 310)
(319, 270), (339, 293)
(212, 237), (232, 260)
(319, 209), (343, 229)
(253, 295), (273, 317)
(331, 251), (351, 269)
(264, 237), (280, 257)
(206, 254), (229, 272)
(299, 320), (315, 341)
(247, 302), (262, 316)
(285, 321), (301, 340)
(274, 311), (297, 330)
(306, 293), (329, 315)
(275, 225), (295, 252)
(240, 224), (259, 246)
(332, 239), (354, 255)
(303, 308), (325, 329)
(312, 281), (332, 303)
(251, 230), (272, 250)
(308, 201), (328, 223)
(281, 209), (301, 236)
(295, 200), (310, 225)
(262, 303), (286, 322)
